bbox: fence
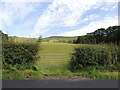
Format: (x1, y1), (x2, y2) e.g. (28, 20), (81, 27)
(38, 54), (71, 68)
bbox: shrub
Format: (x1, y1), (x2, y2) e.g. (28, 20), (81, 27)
(69, 44), (119, 71)
(2, 40), (39, 69)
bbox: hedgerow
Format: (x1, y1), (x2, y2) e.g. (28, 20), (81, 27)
(2, 40), (39, 70)
(69, 44), (119, 71)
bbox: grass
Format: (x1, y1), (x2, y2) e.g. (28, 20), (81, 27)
(39, 42), (79, 54)
(36, 42), (79, 68)
(82, 71), (118, 80)
(2, 69), (42, 79)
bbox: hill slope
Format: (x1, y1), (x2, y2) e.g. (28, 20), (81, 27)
(42, 36), (78, 43)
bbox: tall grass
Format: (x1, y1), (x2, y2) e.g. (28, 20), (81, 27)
(2, 69), (42, 79)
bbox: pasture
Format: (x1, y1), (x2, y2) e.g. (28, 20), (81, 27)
(36, 42), (79, 68)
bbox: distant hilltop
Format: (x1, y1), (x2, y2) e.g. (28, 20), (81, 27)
(42, 36), (79, 43)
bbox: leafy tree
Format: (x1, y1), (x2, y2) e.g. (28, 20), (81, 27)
(37, 35), (42, 42)
(75, 25), (120, 45)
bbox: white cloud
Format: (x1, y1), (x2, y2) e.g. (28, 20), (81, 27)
(33, 0), (119, 36)
(81, 14), (99, 23)
(104, 0), (118, 3)
(1, 0), (53, 2)
(112, 5), (117, 9)
(101, 7), (109, 11)
(33, 0), (101, 36)
(0, 2), (36, 27)
(100, 3), (118, 11)
(57, 16), (118, 36)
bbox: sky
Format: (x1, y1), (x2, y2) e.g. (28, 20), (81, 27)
(0, 0), (119, 38)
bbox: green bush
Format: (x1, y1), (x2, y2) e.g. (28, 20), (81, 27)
(69, 44), (119, 71)
(2, 40), (39, 69)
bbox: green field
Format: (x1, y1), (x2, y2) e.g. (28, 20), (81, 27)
(39, 42), (79, 54)
(36, 42), (79, 68)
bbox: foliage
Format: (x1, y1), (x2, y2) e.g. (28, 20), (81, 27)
(69, 44), (119, 71)
(75, 26), (120, 45)
(2, 40), (39, 69)
(0, 30), (9, 43)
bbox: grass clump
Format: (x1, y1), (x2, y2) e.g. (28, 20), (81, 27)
(81, 68), (118, 80)
(2, 69), (42, 79)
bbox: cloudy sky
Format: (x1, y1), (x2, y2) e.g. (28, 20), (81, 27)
(0, 0), (118, 38)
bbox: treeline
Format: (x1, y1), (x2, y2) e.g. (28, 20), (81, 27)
(49, 40), (76, 43)
(75, 25), (120, 45)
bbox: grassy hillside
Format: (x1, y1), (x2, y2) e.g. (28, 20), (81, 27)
(9, 36), (37, 42)
(42, 36), (78, 43)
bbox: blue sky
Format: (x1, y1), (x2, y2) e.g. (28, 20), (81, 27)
(0, 0), (118, 38)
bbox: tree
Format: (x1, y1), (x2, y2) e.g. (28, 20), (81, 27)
(74, 25), (120, 45)
(76, 36), (81, 44)
(37, 35), (42, 42)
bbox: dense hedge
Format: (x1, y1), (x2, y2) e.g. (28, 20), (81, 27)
(2, 41), (39, 69)
(69, 45), (119, 71)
